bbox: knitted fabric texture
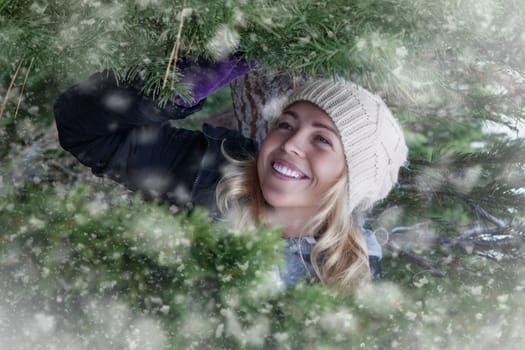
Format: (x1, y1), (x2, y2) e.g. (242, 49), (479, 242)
(284, 79), (408, 215)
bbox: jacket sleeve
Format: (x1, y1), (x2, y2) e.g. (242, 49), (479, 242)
(54, 71), (208, 206)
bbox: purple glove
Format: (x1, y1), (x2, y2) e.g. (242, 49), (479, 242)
(174, 54), (255, 107)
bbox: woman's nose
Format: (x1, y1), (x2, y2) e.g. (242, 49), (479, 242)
(282, 132), (306, 157)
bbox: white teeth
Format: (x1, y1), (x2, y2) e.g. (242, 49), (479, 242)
(272, 163), (302, 179)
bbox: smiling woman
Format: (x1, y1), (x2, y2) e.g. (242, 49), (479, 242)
(256, 102), (346, 232)
(54, 58), (407, 294)
(216, 79), (408, 291)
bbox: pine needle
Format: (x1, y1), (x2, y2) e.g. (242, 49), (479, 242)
(14, 57), (34, 120)
(162, 3), (186, 90)
(0, 58), (24, 119)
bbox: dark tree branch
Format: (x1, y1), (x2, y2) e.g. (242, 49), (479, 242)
(476, 206), (509, 228)
(384, 205), (520, 272)
(384, 241), (445, 277)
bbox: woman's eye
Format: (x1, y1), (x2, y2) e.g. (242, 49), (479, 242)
(277, 121), (292, 130)
(317, 135), (332, 146)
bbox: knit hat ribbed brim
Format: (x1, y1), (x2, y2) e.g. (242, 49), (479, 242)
(283, 79), (408, 214)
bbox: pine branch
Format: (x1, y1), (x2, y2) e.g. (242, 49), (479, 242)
(13, 56), (33, 119)
(0, 58), (23, 119)
(475, 206), (509, 228)
(162, 4), (187, 90)
(408, 139), (525, 169)
(0, 0), (14, 13)
(384, 241), (445, 277)
(4, 0), (520, 104)
(47, 160), (80, 180)
(384, 218), (520, 275)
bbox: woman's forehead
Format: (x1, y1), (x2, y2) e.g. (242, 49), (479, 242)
(282, 101), (338, 135)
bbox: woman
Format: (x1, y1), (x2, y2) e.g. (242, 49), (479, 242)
(54, 59), (407, 293)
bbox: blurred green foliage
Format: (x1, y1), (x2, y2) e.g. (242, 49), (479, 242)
(0, 183), (524, 348)
(1, 0), (525, 348)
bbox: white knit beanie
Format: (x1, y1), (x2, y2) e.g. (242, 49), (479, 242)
(283, 79), (408, 215)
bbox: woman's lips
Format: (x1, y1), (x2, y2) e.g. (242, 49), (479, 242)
(271, 160), (308, 179)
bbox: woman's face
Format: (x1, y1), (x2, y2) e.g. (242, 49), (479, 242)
(257, 101), (346, 216)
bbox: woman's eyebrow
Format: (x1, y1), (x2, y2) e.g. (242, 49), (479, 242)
(281, 110), (299, 119)
(312, 121), (338, 136)
(282, 109), (338, 136)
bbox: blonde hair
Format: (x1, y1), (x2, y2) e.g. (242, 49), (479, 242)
(215, 151), (264, 230)
(310, 171), (371, 292)
(215, 145), (371, 293)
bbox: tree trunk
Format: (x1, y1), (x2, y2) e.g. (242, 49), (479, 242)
(229, 69), (303, 143)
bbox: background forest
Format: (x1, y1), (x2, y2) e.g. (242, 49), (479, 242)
(1, 0), (524, 349)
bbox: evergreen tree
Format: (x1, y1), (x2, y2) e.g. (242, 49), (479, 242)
(1, 0), (524, 348)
